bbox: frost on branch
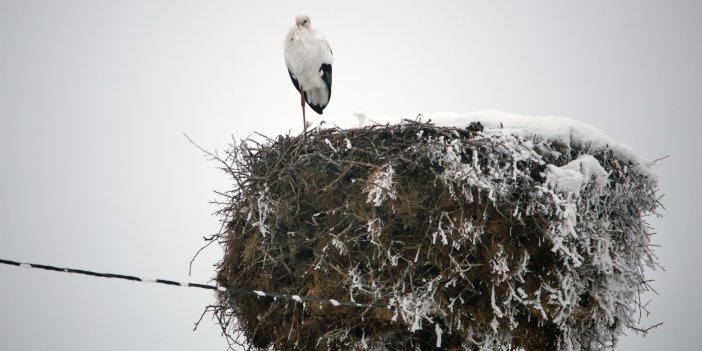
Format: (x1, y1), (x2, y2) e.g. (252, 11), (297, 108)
(213, 118), (661, 350)
(365, 164), (397, 207)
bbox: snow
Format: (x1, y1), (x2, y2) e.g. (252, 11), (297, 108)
(353, 112), (367, 127)
(364, 164), (397, 207)
(431, 111), (647, 174)
(489, 245), (510, 281)
(544, 155), (610, 197)
(324, 138), (338, 153)
(331, 110), (655, 178)
(435, 323), (443, 348)
(251, 184), (276, 237)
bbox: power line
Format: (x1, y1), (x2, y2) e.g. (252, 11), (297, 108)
(0, 258), (390, 310)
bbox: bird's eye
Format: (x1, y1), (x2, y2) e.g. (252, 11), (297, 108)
(304, 20), (308, 23)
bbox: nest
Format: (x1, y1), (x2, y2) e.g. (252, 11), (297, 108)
(212, 120), (660, 350)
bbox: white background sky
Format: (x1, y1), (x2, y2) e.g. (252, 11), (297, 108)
(1, 1), (700, 350)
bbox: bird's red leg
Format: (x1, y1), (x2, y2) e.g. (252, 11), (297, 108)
(300, 87), (307, 130)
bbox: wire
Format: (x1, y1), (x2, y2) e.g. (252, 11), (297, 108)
(0, 258), (391, 310)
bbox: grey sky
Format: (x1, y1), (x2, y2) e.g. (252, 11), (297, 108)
(1, 1), (700, 350)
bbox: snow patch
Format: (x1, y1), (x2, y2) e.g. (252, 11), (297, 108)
(544, 155), (609, 197)
(435, 323), (443, 347)
(365, 164), (397, 207)
(335, 110), (654, 178)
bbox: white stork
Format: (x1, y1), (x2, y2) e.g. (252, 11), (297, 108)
(284, 15), (333, 129)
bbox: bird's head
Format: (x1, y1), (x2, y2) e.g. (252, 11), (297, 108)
(295, 15), (311, 28)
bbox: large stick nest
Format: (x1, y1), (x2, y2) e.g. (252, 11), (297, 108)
(213, 120), (660, 350)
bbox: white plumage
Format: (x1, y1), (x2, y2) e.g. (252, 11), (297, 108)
(284, 15), (333, 127)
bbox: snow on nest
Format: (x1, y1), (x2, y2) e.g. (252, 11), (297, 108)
(334, 110), (655, 178)
(545, 155), (610, 197)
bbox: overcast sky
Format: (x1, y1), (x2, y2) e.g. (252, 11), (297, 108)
(1, 1), (700, 350)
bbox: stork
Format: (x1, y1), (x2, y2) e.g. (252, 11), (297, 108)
(284, 15), (333, 129)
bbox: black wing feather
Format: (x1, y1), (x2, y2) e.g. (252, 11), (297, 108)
(288, 69), (301, 93)
(306, 63), (332, 114)
(320, 63), (332, 97)
(289, 64), (333, 115)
